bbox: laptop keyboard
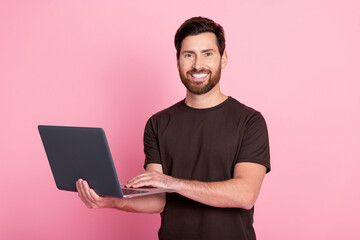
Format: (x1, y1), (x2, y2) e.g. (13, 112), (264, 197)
(122, 188), (148, 195)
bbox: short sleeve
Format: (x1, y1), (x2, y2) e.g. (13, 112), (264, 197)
(237, 112), (271, 173)
(143, 117), (162, 168)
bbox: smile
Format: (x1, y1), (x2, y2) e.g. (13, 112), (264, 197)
(191, 73), (209, 78)
(189, 73), (210, 82)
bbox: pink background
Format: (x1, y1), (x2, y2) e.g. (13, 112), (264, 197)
(1, 0), (359, 239)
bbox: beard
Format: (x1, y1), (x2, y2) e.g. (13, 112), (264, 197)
(179, 62), (222, 95)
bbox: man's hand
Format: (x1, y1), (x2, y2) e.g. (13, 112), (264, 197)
(76, 179), (119, 209)
(126, 170), (180, 189)
(76, 164), (167, 213)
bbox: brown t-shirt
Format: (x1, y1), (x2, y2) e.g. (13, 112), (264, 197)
(144, 97), (271, 240)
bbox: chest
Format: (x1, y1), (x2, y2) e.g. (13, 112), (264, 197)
(157, 112), (246, 180)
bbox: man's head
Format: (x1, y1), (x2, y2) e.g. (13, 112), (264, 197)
(175, 17), (226, 59)
(175, 17), (227, 95)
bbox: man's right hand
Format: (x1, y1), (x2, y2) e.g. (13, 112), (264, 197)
(76, 179), (119, 209)
(76, 164), (166, 213)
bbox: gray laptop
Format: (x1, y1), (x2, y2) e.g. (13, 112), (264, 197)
(38, 125), (173, 198)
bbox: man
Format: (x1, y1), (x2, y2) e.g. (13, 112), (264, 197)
(77, 16), (270, 240)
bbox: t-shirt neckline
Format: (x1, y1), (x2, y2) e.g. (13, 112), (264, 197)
(181, 96), (232, 112)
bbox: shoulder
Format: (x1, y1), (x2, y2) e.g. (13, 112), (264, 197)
(149, 100), (184, 121)
(226, 97), (265, 122)
(144, 100), (184, 130)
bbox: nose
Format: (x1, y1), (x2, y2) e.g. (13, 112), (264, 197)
(192, 55), (204, 70)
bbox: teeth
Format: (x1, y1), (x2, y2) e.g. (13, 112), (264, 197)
(192, 73), (208, 78)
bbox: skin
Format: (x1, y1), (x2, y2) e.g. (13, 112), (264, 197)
(76, 32), (267, 212)
(178, 33), (223, 96)
(178, 32), (228, 109)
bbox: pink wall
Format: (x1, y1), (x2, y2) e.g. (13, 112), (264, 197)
(1, 0), (359, 239)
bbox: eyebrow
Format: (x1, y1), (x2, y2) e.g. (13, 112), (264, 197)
(181, 49), (216, 55)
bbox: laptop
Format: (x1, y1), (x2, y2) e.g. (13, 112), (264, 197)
(38, 125), (173, 198)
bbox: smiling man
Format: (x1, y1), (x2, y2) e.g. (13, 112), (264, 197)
(77, 17), (271, 240)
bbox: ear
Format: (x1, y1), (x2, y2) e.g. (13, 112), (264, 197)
(221, 50), (228, 69)
(176, 57), (180, 70)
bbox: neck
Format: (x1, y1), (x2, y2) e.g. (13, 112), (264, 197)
(185, 84), (228, 109)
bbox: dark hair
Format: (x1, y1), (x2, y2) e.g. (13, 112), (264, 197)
(174, 16), (226, 59)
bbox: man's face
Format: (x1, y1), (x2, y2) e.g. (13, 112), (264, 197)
(177, 32), (227, 95)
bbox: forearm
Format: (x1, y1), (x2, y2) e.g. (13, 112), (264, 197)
(175, 178), (256, 209)
(111, 193), (165, 213)
(126, 163), (266, 210)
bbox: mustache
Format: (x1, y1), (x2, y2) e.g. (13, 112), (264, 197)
(187, 68), (211, 75)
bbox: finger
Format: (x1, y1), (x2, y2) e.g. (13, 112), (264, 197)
(83, 180), (106, 208)
(126, 174), (153, 187)
(126, 171), (159, 187)
(76, 179), (87, 200)
(85, 181), (101, 202)
(134, 172), (175, 189)
(89, 189), (102, 208)
(129, 176), (163, 188)
(76, 179), (82, 195)
(82, 180), (95, 201)
(76, 179), (93, 208)
(80, 180), (96, 208)
(81, 180), (100, 208)
(127, 172), (149, 183)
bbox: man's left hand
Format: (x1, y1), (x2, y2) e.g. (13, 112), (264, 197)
(126, 170), (179, 189)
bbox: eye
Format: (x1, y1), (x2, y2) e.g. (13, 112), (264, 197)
(204, 52), (213, 57)
(184, 53), (193, 58)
